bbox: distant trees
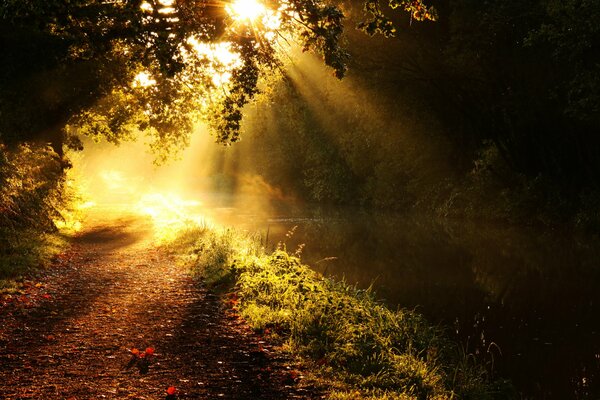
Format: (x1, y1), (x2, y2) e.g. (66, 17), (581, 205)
(438, 0), (600, 187)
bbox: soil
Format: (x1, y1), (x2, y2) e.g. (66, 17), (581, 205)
(0, 212), (322, 399)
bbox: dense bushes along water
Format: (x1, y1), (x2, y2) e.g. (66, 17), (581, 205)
(168, 227), (516, 399)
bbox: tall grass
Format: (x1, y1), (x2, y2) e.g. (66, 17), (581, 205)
(169, 227), (515, 399)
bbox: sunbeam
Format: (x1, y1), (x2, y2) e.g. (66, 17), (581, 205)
(226, 0), (267, 22)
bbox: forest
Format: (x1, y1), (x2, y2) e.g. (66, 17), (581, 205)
(1, 0), (599, 399)
(3, 0), (600, 228)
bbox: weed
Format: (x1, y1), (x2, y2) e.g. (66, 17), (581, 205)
(171, 227), (515, 399)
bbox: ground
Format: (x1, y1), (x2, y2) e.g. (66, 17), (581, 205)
(0, 212), (320, 399)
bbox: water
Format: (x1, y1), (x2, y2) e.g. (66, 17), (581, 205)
(201, 197), (600, 399)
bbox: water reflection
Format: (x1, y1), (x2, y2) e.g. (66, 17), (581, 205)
(211, 203), (600, 399)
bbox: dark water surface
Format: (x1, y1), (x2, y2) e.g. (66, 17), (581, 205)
(198, 195), (600, 399)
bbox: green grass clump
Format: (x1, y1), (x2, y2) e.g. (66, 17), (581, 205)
(173, 227), (514, 399)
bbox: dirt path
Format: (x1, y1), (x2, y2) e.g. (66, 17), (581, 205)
(0, 213), (319, 399)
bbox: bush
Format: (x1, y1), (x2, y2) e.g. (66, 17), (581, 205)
(0, 143), (70, 289)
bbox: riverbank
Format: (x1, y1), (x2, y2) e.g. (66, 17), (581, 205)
(168, 225), (515, 399)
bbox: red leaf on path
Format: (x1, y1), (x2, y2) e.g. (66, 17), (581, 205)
(145, 347), (154, 356)
(166, 386), (176, 395)
(42, 294), (51, 299)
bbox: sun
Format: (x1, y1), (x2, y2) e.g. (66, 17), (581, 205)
(226, 0), (267, 22)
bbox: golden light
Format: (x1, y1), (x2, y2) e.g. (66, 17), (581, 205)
(190, 41), (241, 67)
(224, 0), (283, 46)
(137, 193), (203, 219)
(136, 193), (214, 243)
(226, 0), (267, 22)
(186, 37), (243, 86)
(65, 135), (229, 243)
(158, 7), (176, 14)
(99, 170), (128, 190)
(141, 0), (176, 12)
(132, 71), (156, 88)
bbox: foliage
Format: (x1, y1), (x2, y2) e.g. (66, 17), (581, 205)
(171, 227), (513, 399)
(525, 0), (600, 124)
(0, 143), (65, 234)
(0, 143), (71, 290)
(359, 0), (437, 37)
(441, 0), (600, 187)
(0, 0), (435, 158)
(213, 0), (600, 227)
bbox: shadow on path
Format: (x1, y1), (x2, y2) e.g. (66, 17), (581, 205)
(71, 215), (152, 251)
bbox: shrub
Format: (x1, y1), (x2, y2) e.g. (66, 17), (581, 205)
(0, 143), (70, 289)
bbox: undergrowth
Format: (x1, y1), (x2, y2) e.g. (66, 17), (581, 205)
(0, 143), (75, 292)
(168, 227), (515, 399)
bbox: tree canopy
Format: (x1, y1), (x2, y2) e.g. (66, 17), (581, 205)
(0, 0), (435, 160)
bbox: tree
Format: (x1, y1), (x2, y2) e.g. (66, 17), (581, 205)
(0, 0), (435, 160)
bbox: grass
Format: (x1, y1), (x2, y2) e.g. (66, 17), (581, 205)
(0, 229), (68, 293)
(167, 226), (516, 399)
